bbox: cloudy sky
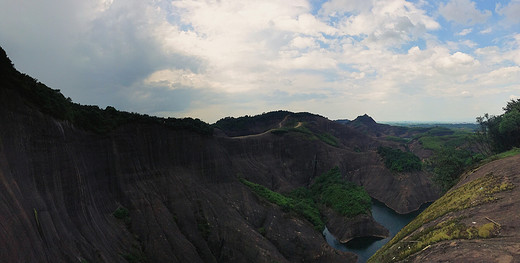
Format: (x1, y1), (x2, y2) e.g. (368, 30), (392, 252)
(1, 0), (519, 123)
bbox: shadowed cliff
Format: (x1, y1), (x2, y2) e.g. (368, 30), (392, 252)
(0, 46), (439, 262)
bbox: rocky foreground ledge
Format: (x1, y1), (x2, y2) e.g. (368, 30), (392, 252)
(369, 154), (520, 262)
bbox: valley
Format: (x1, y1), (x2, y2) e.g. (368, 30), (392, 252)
(2, 45), (520, 263)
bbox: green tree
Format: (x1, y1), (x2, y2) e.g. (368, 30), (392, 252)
(503, 98), (520, 114)
(478, 99), (520, 152)
(377, 146), (422, 172)
(428, 147), (473, 192)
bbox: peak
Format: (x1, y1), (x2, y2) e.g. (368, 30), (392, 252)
(354, 114), (376, 124)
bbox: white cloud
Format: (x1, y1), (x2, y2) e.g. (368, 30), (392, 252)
(330, 0), (439, 47)
(480, 27), (492, 34)
(1, 0), (519, 123)
(496, 0), (520, 25)
(439, 0), (491, 25)
(457, 28), (472, 36)
(434, 51), (479, 72)
(144, 69), (209, 90)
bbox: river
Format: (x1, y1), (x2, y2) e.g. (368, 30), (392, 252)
(323, 200), (430, 262)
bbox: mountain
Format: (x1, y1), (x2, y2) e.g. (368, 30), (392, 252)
(0, 46), (438, 262)
(369, 152), (520, 262)
(347, 114), (416, 138)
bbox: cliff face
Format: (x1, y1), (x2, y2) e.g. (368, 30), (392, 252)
(0, 47), (438, 262)
(0, 89), (355, 262)
(369, 154), (520, 263)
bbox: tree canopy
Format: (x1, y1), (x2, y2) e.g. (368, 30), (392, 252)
(477, 99), (520, 152)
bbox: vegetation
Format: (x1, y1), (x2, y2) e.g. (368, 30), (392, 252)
(121, 252), (148, 263)
(196, 217), (211, 240)
(310, 167), (371, 217)
(480, 147), (520, 165)
(427, 147), (478, 192)
(240, 178), (324, 230)
(120, 241), (148, 263)
(113, 206), (132, 228)
(0, 53), (213, 135)
(271, 123), (339, 147)
(377, 146), (422, 172)
(477, 99), (520, 153)
(214, 111), (291, 132)
(315, 132), (339, 147)
(384, 122), (478, 132)
(374, 218), (498, 261)
(424, 99), (520, 192)
(383, 136), (410, 144)
(368, 172), (514, 262)
(240, 167), (371, 231)
(410, 126), (472, 151)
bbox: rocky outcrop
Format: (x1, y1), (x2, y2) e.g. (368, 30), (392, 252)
(325, 210), (389, 244)
(370, 154), (520, 262)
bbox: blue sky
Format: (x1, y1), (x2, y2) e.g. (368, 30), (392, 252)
(1, 0), (519, 123)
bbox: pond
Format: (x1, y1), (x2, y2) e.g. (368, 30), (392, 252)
(323, 199), (430, 262)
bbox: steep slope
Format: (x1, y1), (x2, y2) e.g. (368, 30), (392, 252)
(0, 86), (359, 262)
(0, 46), (438, 262)
(369, 154), (520, 262)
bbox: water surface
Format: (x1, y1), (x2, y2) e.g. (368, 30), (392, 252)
(323, 200), (429, 262)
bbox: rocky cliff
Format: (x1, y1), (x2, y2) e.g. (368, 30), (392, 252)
(0, 46), (438, 262)
(369, 153), (520, 262)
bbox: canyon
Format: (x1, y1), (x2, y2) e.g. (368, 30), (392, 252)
(0, 46), (440, 262)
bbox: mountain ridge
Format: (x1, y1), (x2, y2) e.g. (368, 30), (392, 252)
(0, 46), (439, 262)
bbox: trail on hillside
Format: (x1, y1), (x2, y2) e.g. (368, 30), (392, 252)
(230, 115), (291, 139)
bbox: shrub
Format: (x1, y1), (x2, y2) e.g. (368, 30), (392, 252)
(310, 167), (371, 217)
(240, 178), (324, 230)
(240, 167), (371, 230)
(377, 146), (422, 172)
(478, 223), (495, 238)
(113, 206), (131, 227)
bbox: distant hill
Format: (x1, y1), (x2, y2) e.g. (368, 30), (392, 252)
(383, 122), (479, 132)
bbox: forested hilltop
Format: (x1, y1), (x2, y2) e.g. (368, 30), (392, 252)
(0, 47), (212, 135)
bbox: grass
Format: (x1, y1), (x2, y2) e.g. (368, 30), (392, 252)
(482, 147), (520, 163)
(417, 133), (470, 151)
(384, 219), (498, 261)
(368, 172), (514, 262)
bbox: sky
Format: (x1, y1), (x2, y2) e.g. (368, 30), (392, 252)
(1, 0), (519, 123)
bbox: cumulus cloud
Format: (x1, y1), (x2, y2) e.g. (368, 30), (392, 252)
(439, 0), (491, 25)
(328, 0), (440, 47)
(0, 0), (519, 122)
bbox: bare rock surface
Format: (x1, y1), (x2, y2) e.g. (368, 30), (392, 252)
(0, 47), (438, 262)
